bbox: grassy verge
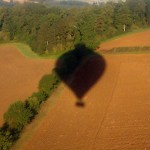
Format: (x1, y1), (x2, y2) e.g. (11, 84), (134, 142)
(0, 42), (66, 59)
(14, 43), (68, 59)
(14, 43), (41, 59)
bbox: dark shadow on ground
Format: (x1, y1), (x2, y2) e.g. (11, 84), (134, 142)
(54, 43), (106, 107)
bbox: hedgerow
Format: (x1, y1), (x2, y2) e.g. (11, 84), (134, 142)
(0, 71), (61, 149)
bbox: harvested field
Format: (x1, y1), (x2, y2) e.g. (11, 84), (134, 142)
(98, 30), (150, 50)
(16, 54), (150, 150)
(0, 44), (55, 125)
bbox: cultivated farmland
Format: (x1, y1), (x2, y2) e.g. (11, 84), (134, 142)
(1, 0), (150, 149)
(13, 30), (150, 150)
(0, 44), (54, 125)
(98, 30), (150, 50)
(18, 54), (150, 150)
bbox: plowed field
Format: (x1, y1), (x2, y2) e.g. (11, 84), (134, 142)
(17, 54), (150, 150)
(98, 30), (150, 50)
(0, 45), (54, 125)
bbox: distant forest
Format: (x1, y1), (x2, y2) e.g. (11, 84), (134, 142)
(0, 0), (150, 54)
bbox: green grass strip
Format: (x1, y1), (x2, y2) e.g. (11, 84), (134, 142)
(14, 43), (41, 59)
(13, 42), (67, 59)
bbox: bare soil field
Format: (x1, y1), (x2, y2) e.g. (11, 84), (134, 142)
(0, 45), (55, 125)
(16, 54), (150, 150)
(98, 30), (150, 50)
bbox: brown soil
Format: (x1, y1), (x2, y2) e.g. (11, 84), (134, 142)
(98, 30), (150, 50)
(0, 45), (54, 126)
(20, 54), (150, 150)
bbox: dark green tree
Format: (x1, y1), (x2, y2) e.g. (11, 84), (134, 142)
(113, 2), (132, 32)
(4, 101), (33, 130)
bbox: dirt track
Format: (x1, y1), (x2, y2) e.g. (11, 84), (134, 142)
(20, 54), (150, 150)
(99, 30), (150, 50)
(0, 45), (54, 125)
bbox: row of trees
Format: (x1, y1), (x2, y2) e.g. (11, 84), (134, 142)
(0, 70), (61, 149)
(0, 0), (150, 54)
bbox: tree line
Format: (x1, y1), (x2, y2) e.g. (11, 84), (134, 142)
(0, 0), (150, 54)
(0, 70), (61, 149)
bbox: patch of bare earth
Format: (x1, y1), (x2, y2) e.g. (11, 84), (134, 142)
(98, 30), (150, 50)
(0, 45), (54, 126)
(20, 54), (150, 150)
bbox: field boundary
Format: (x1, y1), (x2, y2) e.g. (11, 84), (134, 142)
(0, 43), (62, 149)
(1, 28), (150, 59)
(12, 84), (64, 150)
(0, 42), (63, 59)
(14, 43), (42, 59)
(100, 47), (150, 55)
(13, 43), (68, 59)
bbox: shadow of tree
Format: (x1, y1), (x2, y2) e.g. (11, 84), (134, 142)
(54, 43), (106, 107)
